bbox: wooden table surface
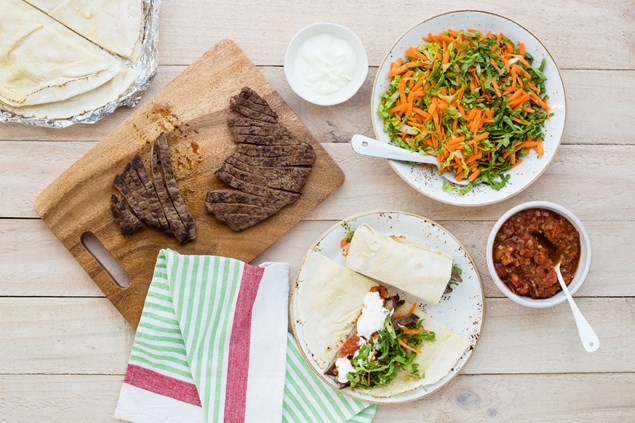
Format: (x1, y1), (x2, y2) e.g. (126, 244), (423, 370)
(1, 1), (634, 421)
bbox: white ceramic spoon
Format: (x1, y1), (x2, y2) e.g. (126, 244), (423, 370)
(351, 134), (469, 185)
(555, 262), (600, 353)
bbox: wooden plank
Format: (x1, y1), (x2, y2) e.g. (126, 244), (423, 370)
(0, 297), (631, 375)
(0, 220), (100, 297)
(0, 141), (95, 219)
(309, 144), (635, 222)
(32, 40), (344, 328)
(3, 142), (634, 221)
(377, 373), (635, 422)
(1, 67), (633, 145)
(1, 373), (633, 422)
(152, 0), (635, 69)
(0, 298), (132, 375)
(2, 218), (632, 298)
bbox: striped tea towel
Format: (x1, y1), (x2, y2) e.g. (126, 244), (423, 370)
(115, 249), (376, 423)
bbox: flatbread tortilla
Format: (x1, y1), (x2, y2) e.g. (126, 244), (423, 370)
(0, 0), (122, 108)
(346, 223), (453, 304)
(24, 0), (145, 59)
(296, 251), (377, 370)
(358, 308), (468, 397)
(295, 251), (468, 397)
(1, 65), (136, 119)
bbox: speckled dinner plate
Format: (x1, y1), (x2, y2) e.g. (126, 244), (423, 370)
(289, 210), (485, 404)
(371, 10), (566, 206)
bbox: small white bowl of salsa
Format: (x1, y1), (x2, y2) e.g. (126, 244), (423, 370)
(487, 201), (592, 308)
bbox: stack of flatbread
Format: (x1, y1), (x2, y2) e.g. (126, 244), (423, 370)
(0, 0), (145, 119)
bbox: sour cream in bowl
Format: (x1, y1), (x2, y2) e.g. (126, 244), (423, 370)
(285, 23), (368, 106)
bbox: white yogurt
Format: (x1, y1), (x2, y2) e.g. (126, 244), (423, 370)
(334, 357), (355, 384)
(293, 33), (357, 96)
(356, 291), (391, 339)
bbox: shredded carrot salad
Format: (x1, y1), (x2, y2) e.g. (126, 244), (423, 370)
(378, 29), (551, 193)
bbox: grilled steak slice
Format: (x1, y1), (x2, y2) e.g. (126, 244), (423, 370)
(206, 202), (279, 231)
(110, 194), (144, 235)
(238, 86), (269, 106)
(230, 95), (278, 119)
(225, 156), (311, 184)
(206, 202), (278, 216)
(232, 152), (315, 167)
(228, 123), (291, 139)
(131, 155), (169, 232)
(229, 100), (278, 124)
(114, 172), (161, 229)
(219, 162), (305, 193)
(230, 132), (300, 146)
(155, 133), (196, 243)
(236, 143), (315, 159)
(215, 170), (299, 206)
(227, 113), (282, 129)
(220, 161), (308, 193)
(150, 142), (189, 243)
(219, 212), (272, 232)
(206, 189), (289, 210)
(392, 313), (420, 328)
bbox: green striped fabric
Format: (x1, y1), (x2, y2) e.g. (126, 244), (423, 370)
(127, 249), (376, 422)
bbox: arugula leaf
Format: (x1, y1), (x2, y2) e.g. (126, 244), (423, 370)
(341, 221), (355, 243)
(346, 317), (435, 389)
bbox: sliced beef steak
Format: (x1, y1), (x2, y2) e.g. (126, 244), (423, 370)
(220, 212), (272, 232)
(206, 202), (278, 216)
(110, 133), (197, 243)
(238, 86), (269, 106)
(231, 152), (315, 168)
(236, 143), (314, 158)
(219, 162), (307, 193)
(206, 87), (315, 231)
(155, 133), (197, 243)
(110, 194), (144, 235)
(227, 112), (281, 129)
(206, 189), (290, 210)
(150, 142), (189, 243)
(230, 132), (300, 146)
(230, 95), (278, 119)
(114, 172), (160, 229)
(131, 155), (169, 232)
(215, 170), (300, 206)
(225, 156), (311, 184)
(229, 100), (278, 124)
(228, 124), (291, 139)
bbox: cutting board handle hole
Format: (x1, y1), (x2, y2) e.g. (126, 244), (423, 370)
(81, 232), (131, 289)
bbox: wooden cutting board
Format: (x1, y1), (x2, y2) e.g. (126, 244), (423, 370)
(34, 40), (345, 328)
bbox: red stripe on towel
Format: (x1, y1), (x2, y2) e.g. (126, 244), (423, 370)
(223, 264), (266, 423)
(124, 363), (202, 406)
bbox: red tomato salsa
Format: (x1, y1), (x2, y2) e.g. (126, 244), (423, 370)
(493, 208), (581, 299)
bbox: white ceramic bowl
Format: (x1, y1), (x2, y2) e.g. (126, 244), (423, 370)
(284, 22), (368, 106)
(371, 10), (566, 206)
(486, 201), (592, 308)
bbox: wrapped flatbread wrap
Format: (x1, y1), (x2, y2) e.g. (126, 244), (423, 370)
(295, 251), (468, 397)
(346, 223), (453, 304)
(296, 251), (377, 370)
